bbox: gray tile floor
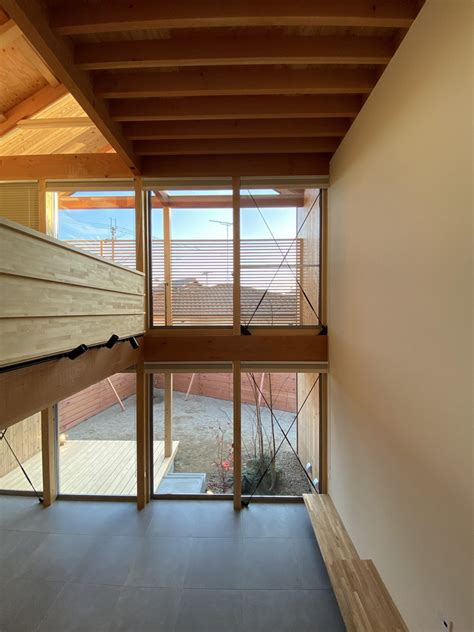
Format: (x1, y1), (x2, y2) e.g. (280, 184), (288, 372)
(0, 497), (345, 632)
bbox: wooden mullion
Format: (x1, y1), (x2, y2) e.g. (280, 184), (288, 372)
(233, 360), (241, 510)
(319, 189), (328, 493)
(232, 176), (241, 334)
(163, 206), (173, 325)
(136, 362), (146, 509)
(164, 373), (173, 457)
(41, 406), (57, 506)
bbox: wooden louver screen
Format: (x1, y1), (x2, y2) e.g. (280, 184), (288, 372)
(65, 237), (304, 327)
(0, 182), (39, 231)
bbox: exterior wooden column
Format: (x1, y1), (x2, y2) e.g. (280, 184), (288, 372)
(233, 360), (242, 510)
(134, 177), (145, 272)
(136, 363), (147, 509)
(163, 206), (172, 325)
(164, 373), (173, 457)
(41, 406), (57, 507)
(232, 176), (241, 334)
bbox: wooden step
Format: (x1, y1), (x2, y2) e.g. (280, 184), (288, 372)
(303, 493), (408, 632)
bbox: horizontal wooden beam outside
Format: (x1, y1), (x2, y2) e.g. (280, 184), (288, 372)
(0, 154), (132, 179)
(144, 334), (328, 363)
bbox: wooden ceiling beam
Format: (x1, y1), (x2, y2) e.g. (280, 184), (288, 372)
(123, 118), (351, 140)
(51, 0), (419, 34)
(2, 0), (140, 172)
(110, 95), (361, 121)
(140, 153), (330, 177)
(95, 67), (378, 98)
(134, 137), (340, 155)
(76, 33), (394, 70)
(0, 83), (67, 136)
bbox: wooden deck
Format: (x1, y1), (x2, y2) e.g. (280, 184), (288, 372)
(0, 439), (179, 496)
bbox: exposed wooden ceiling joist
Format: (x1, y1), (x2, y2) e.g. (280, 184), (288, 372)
(122, 119), (351, 140)
(110, 95), (362, 122)
(94, 67), (378, 98)
(50, 0), (419, 35)
(140, 153), (330, 177)
(2, 0), (140, 171)
(75, 32), (394, 70)
(0, 83), (67, 136)
(134, 138), (341, 156)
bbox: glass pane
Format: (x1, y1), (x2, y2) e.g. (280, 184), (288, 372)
(58, 373), (136, 496)
(151, 186), (233, 326)
(56, 189), (137, 270)
(153, 372), (233, 495)
(0, 414), (43, 494)
(241, 371), (318, 497)
(240, 186), (321, 327)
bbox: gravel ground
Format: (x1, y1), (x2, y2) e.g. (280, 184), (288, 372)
(67, 389), (310, 495)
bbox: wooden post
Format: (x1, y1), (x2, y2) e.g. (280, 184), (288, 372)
(38, 179), (46, 234)
(232, 176), (241, 334)
(164, 373), (173, 457)
(134, 177), (145, 272)
(319, 189), (328, 493)
(163, 206), (172, 325)
(41, 406), (56, 507)
(136, 363), (147, 509)
(145, 373), (152, 503)
(233, 360), (242, 510)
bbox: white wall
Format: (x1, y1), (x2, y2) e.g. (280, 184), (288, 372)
(328, 1), (473, 630)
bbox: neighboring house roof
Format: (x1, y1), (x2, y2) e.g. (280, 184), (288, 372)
(153, 280), (297, 323)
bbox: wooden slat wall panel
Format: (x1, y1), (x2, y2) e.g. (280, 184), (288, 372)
(1, 314), (144, 367)
(59, 373), (136, 431)
(0, 218), (144, 295)
(0, 182), (39, 230)
(1, 275), (144, 317)
(0, 217), (145, 367)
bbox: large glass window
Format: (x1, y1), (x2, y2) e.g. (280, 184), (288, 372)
(149, 181), (322, 329)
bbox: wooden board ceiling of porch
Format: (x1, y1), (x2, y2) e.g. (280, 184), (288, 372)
(1, 1), (424, 176)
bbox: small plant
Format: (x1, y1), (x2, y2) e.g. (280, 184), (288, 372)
(211, 421), (234, 492)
